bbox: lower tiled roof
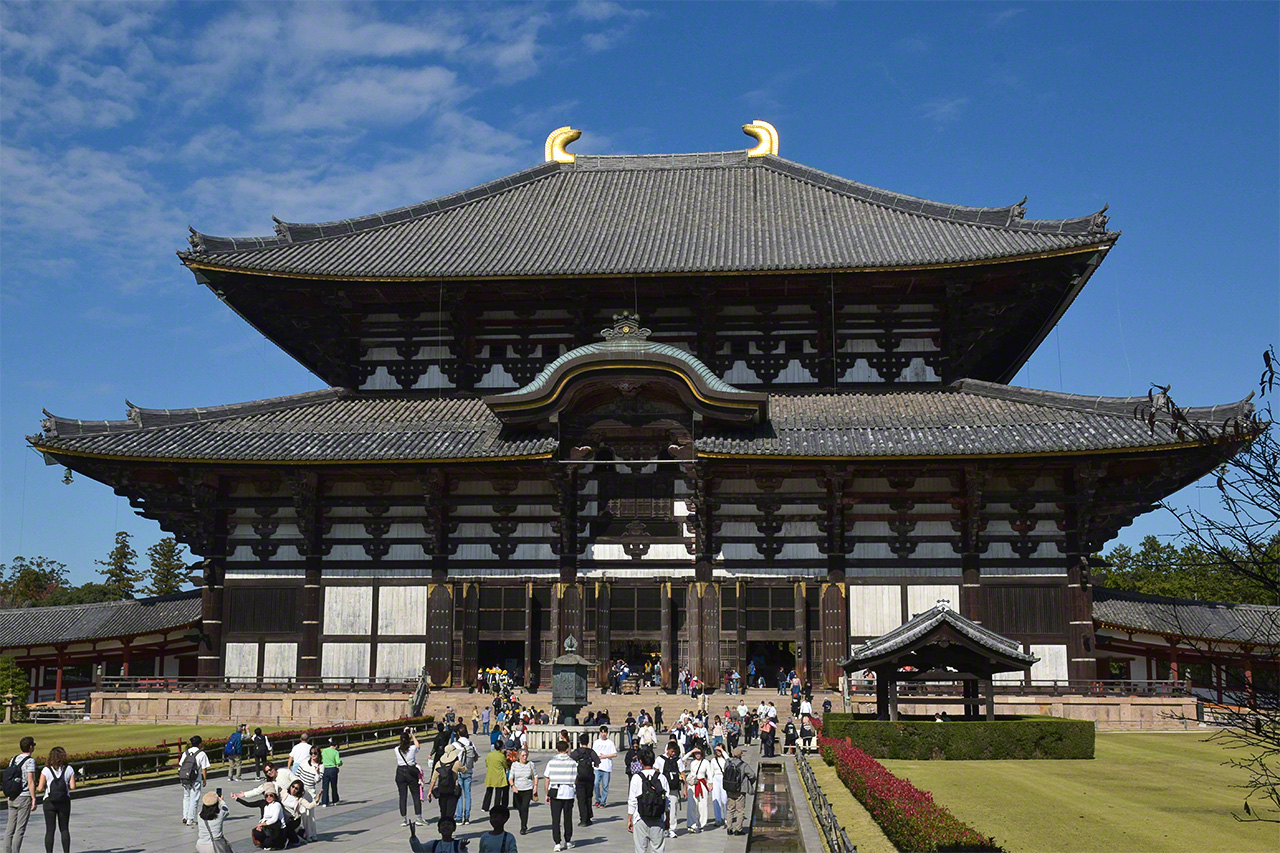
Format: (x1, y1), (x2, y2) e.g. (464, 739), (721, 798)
(0, 590), (201, 649)
(1093, 587), (1280, 646)
(31, 380), (1250, 463)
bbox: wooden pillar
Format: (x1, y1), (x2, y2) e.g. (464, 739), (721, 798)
(595, 582), (611, 688)
(660, 581), (674, 691)
(54, 647), (65, 703)
(524, 582), (536, 689)
(794, 580), (808, 684)
(876, 672), (889, 720)
(736, 581), (749, 684)
(984, 678), (995, 721)
(199, 558), (224, 679)
(121, 639), (132, 678)
(686, 582), (703, 687)
(700, 581), (721, 688)
(426, 583), (454, 687)
(959, 466), (985, 625)
(887, 676), (899, 721)
(1066, 470), (1098, 682)
(558, 582), (584, 651)
(1168, 642), (1179, 682)
(461, 582), (479, 687)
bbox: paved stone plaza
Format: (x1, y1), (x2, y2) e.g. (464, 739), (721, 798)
(6, 737), (758, 853)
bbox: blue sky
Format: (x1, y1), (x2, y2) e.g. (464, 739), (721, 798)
(2, 1), (1277, 585)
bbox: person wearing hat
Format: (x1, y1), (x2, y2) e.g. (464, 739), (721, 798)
(195, 789), (232, 853)
(426, 741), (463, 824)
(721, 748), (756, 836)
(251, 783), (287, 850)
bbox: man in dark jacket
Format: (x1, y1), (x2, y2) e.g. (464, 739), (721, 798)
(569, 733), (599, 826)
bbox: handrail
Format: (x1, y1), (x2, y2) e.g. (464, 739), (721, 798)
(796, 748), (857, 853)
(410, 666), (431, 717)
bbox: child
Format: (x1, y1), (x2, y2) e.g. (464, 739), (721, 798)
(415, 815), (469, 852)
(477, 804), (518, 852)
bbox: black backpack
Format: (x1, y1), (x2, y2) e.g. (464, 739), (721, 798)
(575, 750), (595, 781)
(178, 749), (200, 784)
(46, 767), (71, 804)
(2, 755), (26, 799)
(435, 761), (461, 797)
(721, 759), (744, 795)
(636, 772), (666, 821)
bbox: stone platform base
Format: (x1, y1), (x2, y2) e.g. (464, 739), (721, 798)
(90, 690), (412, 726)
(848, 694), (1199, 730)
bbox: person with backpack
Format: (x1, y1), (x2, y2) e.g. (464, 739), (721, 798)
(657, 742), (683, 839)
(721, 747), (756, 836)
(35, 746), (74, 853)
(427, 742), (463, 825)
(179, 736), (211, 828)
(3, 735), (38, 853)
(476, 804), (516, 852)
(250, 728), (271, 780)
(568, 733), (598, 827)
(224, 724), (246, 783)
(626, 747), (670, 853)
(414, 815), (468, 853)
(394, 729), (426, 827)
(540, 740), (577, 852)
(452, 725), (479, 825)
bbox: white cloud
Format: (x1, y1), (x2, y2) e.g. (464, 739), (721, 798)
(918, 97), (970, 124)
(987, 8), (1024, 28)
(261, 66), (464, 133)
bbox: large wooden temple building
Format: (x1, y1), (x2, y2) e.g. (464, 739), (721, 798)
(31, 122), (1253, 692)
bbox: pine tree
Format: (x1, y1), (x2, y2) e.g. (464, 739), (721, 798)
(96, 531), (140, 599)
(144, 537), (189, 596)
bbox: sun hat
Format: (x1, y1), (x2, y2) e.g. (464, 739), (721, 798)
(202, 791), (220, 807)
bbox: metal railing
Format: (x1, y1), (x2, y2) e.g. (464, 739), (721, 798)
(410, 666), (432, 717)
(99, 675), (419, 693)
(795, 749), (856, 853)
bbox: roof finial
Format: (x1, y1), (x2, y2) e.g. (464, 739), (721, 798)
(743, 120), (779, 157)
(545, 126), (581, 163)
(600, 311), (651, 342)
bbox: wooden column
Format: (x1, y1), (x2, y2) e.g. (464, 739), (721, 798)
(54, 647), (65, 703)
(1168, 642), (1180, 682)
(426, 583), (454, 687)
(199, 558), (224, 679)
(984, 678), (996, 720)
(595, 581), (611, 688)
(821, 472), (850, 689)
(700, 581), (721, 688)
(794, 580), (808, 684)
(524, 582), (536, 689)
(686, 582), (703, 687)
(292, 472), (325, 681)
(660, 581), (674, 691)
(558, 582), (584, 651)
(876, 672), (889, 720)
(959, 466), (985, 624)
(121, 640), (132, 677)
(556, 470), (579, 584)
(736, 581), (749, 685)
(1067, 468), (1099, 682)
(461, 582), (479, 687)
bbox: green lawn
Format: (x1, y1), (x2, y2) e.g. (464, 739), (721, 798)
(810, 757), (896, 853)
(1, 722), (212, 758)
(881, 732), (1277, 853)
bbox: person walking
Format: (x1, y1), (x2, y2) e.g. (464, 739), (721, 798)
(194, 790), (232, 853)
(453, 726), (479, 825)
(568, 733), (597, 827)
(591, 725), (617, 808)
(179, 736), (211, 828)
(506, 749), (537, 836)
(626, 747), (669, 853)
(480, 706), (491, 737)
(286, 733), (311, 772)
(541, 740), (577, 852)
(35, 746), (74, 853)
(395, 728), (426, 827)
(721, 748), (756, 836)
(684, 747), (712, 834)
(249, 728), (271, 780)
(481, 741), (509, 812)
(224, 724), (246, 783)
(657, 743), (683, 839)
(4, 736), (38, 853)
(708, 744), (728, 827)
(427, 742), (463, 825)
(319, 738), (342, 806)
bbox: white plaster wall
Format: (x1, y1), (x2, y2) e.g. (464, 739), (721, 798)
(323, 586), (372, 635)
(849, 586), (901, 637)
(378, 586), (428, 635)
(262, 643), (298, 679)
(376, 643), (426, 680)
(321, 643), (370, 680)
(225, 643), (258, 680)
(906, 585), (960, 619)
(1029, 645), (1069, 682)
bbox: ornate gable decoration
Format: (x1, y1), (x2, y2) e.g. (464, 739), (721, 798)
(484, 313), (768, 429)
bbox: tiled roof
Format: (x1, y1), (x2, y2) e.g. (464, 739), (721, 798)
(845, 603), (1039, 666)
(1093, 587), (1280, 646)
(0, 590), (201, 649)
(30, 381), (1251, 463)
(180, 151), (1116, 278)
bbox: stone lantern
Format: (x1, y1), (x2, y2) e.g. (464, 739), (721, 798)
(550, 635), (592, 725)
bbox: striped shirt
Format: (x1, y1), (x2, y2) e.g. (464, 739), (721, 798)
(543, 753), (577, 800)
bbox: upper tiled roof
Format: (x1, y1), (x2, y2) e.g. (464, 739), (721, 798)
(0, 590), (201, 649)
(180, 151), (1116, 279)
(1093, 587), (1280, 646)
(30, 380), (1250, 464)
(845, 603), (1039, 667)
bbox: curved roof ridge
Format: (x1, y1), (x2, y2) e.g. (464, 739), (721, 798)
(38, 388), (347, 439)
(762, 155), (1113, 235)
(185, 161), (562, 256)
(951, 378), (1256, 424)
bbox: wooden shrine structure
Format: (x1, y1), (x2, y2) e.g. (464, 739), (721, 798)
(30, 122), (1254, 692)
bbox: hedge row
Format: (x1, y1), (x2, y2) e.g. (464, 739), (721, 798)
(820, 714), (1094, 760)
(821, 736), (1002, 852)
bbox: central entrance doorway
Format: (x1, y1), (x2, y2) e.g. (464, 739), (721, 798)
(477, 640), (525, 684)
(746, 640), (796, 688)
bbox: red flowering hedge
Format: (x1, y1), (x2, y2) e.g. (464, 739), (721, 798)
(820, 736), (1002, 852)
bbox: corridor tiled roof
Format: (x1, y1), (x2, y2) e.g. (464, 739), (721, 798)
(1093, 587), (1280, 646)
(30, 381), (1251, 464)
(845, 603), (1039, 666)
(180, 151), (1117, 278)
(0, 591), (201, 649)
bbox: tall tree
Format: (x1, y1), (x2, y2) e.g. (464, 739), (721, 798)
(144, 537), (189, 596)
(0, 556), (69, 607)
(96, 531), (140, 599)
(1097, 535), (1274, 605)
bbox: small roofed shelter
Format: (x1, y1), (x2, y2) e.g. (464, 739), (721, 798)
(844, 601), (1038, 721)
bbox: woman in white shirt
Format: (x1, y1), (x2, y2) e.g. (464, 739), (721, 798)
(684, 747), (713, 833)
(36, 746), (75, 853)
(506, 748), (538, 836)
(709, 743), (728, 827)
(253, 785), (287, 850)
(282, 778), (318, 841)
(393, 729), (426, 826)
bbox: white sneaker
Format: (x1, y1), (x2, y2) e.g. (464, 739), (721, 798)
(667, 830), (676, 838)
(566, 844), (574, 850)
(554, 845), (563, 852)
(401, 818), (410, 827)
